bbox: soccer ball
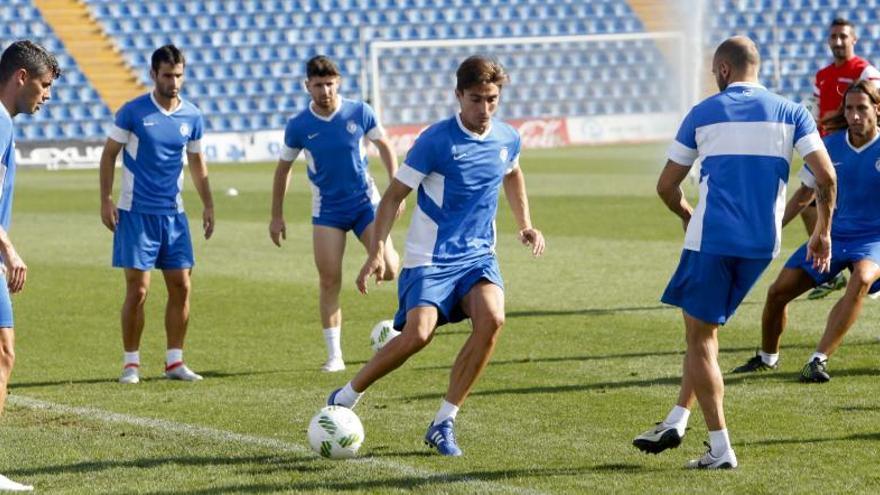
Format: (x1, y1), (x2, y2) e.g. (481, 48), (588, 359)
(369, 319), (400, 352)
(307, 405), (364, 459)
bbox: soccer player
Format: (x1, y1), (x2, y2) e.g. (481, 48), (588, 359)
(801, 18), (879, 299)
(0, 40), (61, 493)
(270, 55), (401, 372)
(732, 80), (880, 382)
(632, 37), (836, 469)
(326, 55), (545, 457)
(99, 45), (214, 384)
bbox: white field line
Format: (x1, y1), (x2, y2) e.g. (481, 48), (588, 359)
(9, 395), (545, 495)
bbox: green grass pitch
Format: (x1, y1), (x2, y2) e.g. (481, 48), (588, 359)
(3, 144), (880, 493)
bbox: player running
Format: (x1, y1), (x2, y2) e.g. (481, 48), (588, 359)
(326, 55), (545, 457)
(632, 37), (836, 469)
(100, 45), (214, 384)
(0, 40), (61, 492)
(732, 80), (880, 382)
(270, 55), (401, 372)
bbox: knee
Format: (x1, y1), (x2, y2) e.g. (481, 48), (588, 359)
(125, 285), (149, 306)
(850, 272), (876, 295)
(399, 325), (434, 352)
(318, 272), (342, 291)
(0, 343), (15, 379)
(766, 281), (793, 307)
(473, 312), (505, 340)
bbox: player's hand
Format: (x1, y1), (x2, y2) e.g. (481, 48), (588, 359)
(518, 228), (545, 256)
(269, 217), (286, 247)
(395, 198), (406, 220)
(100, 199), (118, 232)
(3, 248), (26, 294)
(806, 231), (832, 273)
(202, 207), (214, 240)
(356, 254), (386, 294)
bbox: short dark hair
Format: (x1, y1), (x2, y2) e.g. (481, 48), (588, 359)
(0, 40), (61, 84)
(830, 17), (854, 30)
(151, 44), (185, 73)
(455, 55), (509, 92)
(714, 37), (761, 74)
(306, 55), (340, 79)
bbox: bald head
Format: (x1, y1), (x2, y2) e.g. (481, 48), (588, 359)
(712, 36), (760, 90)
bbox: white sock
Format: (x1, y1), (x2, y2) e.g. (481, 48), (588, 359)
(708, 428), (731, 457)
(323, 327), (342, 361)
(662, 405), (690, 436)
(434, 400), (460, 425)
(335, 382), (363, 408)
(166, 348), (183, 365)
(759, 350), (779, 366)
(810, 352), (828, 363)
(123, 351), (140, 367)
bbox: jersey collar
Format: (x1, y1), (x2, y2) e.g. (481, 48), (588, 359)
(726, 81), (766, 90)
(455, 113), (492, 140)
(309, 96), (342, 122)
(150, 91), (184, 116)
(846, 127), (880, 153)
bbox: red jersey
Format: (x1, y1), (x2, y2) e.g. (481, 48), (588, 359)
(814, 56), (880, 121)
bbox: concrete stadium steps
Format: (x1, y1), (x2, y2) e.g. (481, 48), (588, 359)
(33, 0), (144, 112)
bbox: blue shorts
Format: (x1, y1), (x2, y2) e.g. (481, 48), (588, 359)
(313, 196), (378, 238)
(393, 256), (504, 331)
(784, 236), (880, 294)
(661, 250), (771, 325)
(0, 279), (12, 328)
(113, 210), (194, 271)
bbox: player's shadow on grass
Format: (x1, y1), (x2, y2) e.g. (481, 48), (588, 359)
(507, 304), (672, 318)
(5, 454), (321, 478)
(743, 429), (880, 447)
(10, 369), (294, 389)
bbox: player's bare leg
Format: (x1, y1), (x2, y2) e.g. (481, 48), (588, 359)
(0, 328), (15, 415)
(358, 223), (399, 281)
(161, 268), (200, 381)
(815, 261), (880, 357)
(761, 268), (815, 353)
(313, 226), (347, 371)
(121, 269), (150, 352)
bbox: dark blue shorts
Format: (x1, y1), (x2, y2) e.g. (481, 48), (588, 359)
(113, 210), (194, 271)
(0, 277), (12, 328)
(784, 236), (880, 294)
(393, 256), (504, 331)
(312, 199), (377, 237)
(662, 250), (771, 325)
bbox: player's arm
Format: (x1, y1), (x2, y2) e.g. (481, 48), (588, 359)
(803, 149), (836, 272)
(356, 179), (411, 294)
(656, 160), (694, 232)
(186, 151), (214, 240)
(372, 136), (405, 218)
(782, 183), (816, 228)
(99, 138), (124, 232)
(269, 159), (294, 247)
(0, 225), (26, 294)
(503, 167), (544, 256)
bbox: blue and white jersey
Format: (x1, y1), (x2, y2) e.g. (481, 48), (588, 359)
(668, 82), (824, 259)
(279, 98), (384, 217)
(395, 114), (521, 268)
(0, 104), (16, 232)
(108, 92), (204, 215)
(799, 130), (880, 239)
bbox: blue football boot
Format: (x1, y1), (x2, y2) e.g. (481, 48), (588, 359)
(424, 419), (463, 457)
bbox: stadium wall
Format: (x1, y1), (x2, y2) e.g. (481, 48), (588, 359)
(16, 113), (676, 169)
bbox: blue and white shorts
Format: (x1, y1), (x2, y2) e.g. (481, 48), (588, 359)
(113, 210), (194, 271)
(0, 275), (12, 328)
(393, 256), (504, 331)
(662, 249), (771, 325)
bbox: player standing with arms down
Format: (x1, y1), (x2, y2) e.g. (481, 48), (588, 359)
(100, 45), (214, 384)
(327, 55), (545, 456)
(732, 80), (880, 381)
(270, 55), (401, 372)
(0, 40), (61, 492)
(800, 18), (879, 299)
(632, 37), (836, 469)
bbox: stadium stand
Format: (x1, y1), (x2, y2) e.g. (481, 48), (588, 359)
(709, 0), (880, 104)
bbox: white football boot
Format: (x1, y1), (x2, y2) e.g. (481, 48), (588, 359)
(0, 473), (33, 492)
(118, 365), (140, 384)
(164, 362), (203, 381)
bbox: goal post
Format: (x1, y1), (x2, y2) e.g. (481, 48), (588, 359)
(368, 31), (696, 144)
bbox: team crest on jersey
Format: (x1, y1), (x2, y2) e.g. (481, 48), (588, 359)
(179, 123), (190, 137)
(346, 120), (357, 134)
(499, 146), (509, 163)
(875, 158), (880, 173)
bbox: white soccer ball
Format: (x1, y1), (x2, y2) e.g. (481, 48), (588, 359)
(307, 405), (364, 459)
(225, 187), (239, 197)
(369, 319), (400, 352)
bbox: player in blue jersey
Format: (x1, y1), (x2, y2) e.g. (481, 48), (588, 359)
(632, 37), (837, 469)
(0, 40), (60, 493)
(326, 56), (545, 456)
(99, 45), (214, 385)
(732, 80), (880, 382)
(270, 56), (402, 372)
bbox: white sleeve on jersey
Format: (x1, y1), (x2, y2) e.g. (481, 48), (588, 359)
(186, 139), (202, 153)
(797, 165), (817, 189)
(367, 125), (386, 141)
(860, 65), (880, 87)
(279, 144), (301, 162)
(794, 132), (824, 159)
(395, 163), (426, 188)
(107, 124), (130, 144)
(666, 141), (698, 166)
